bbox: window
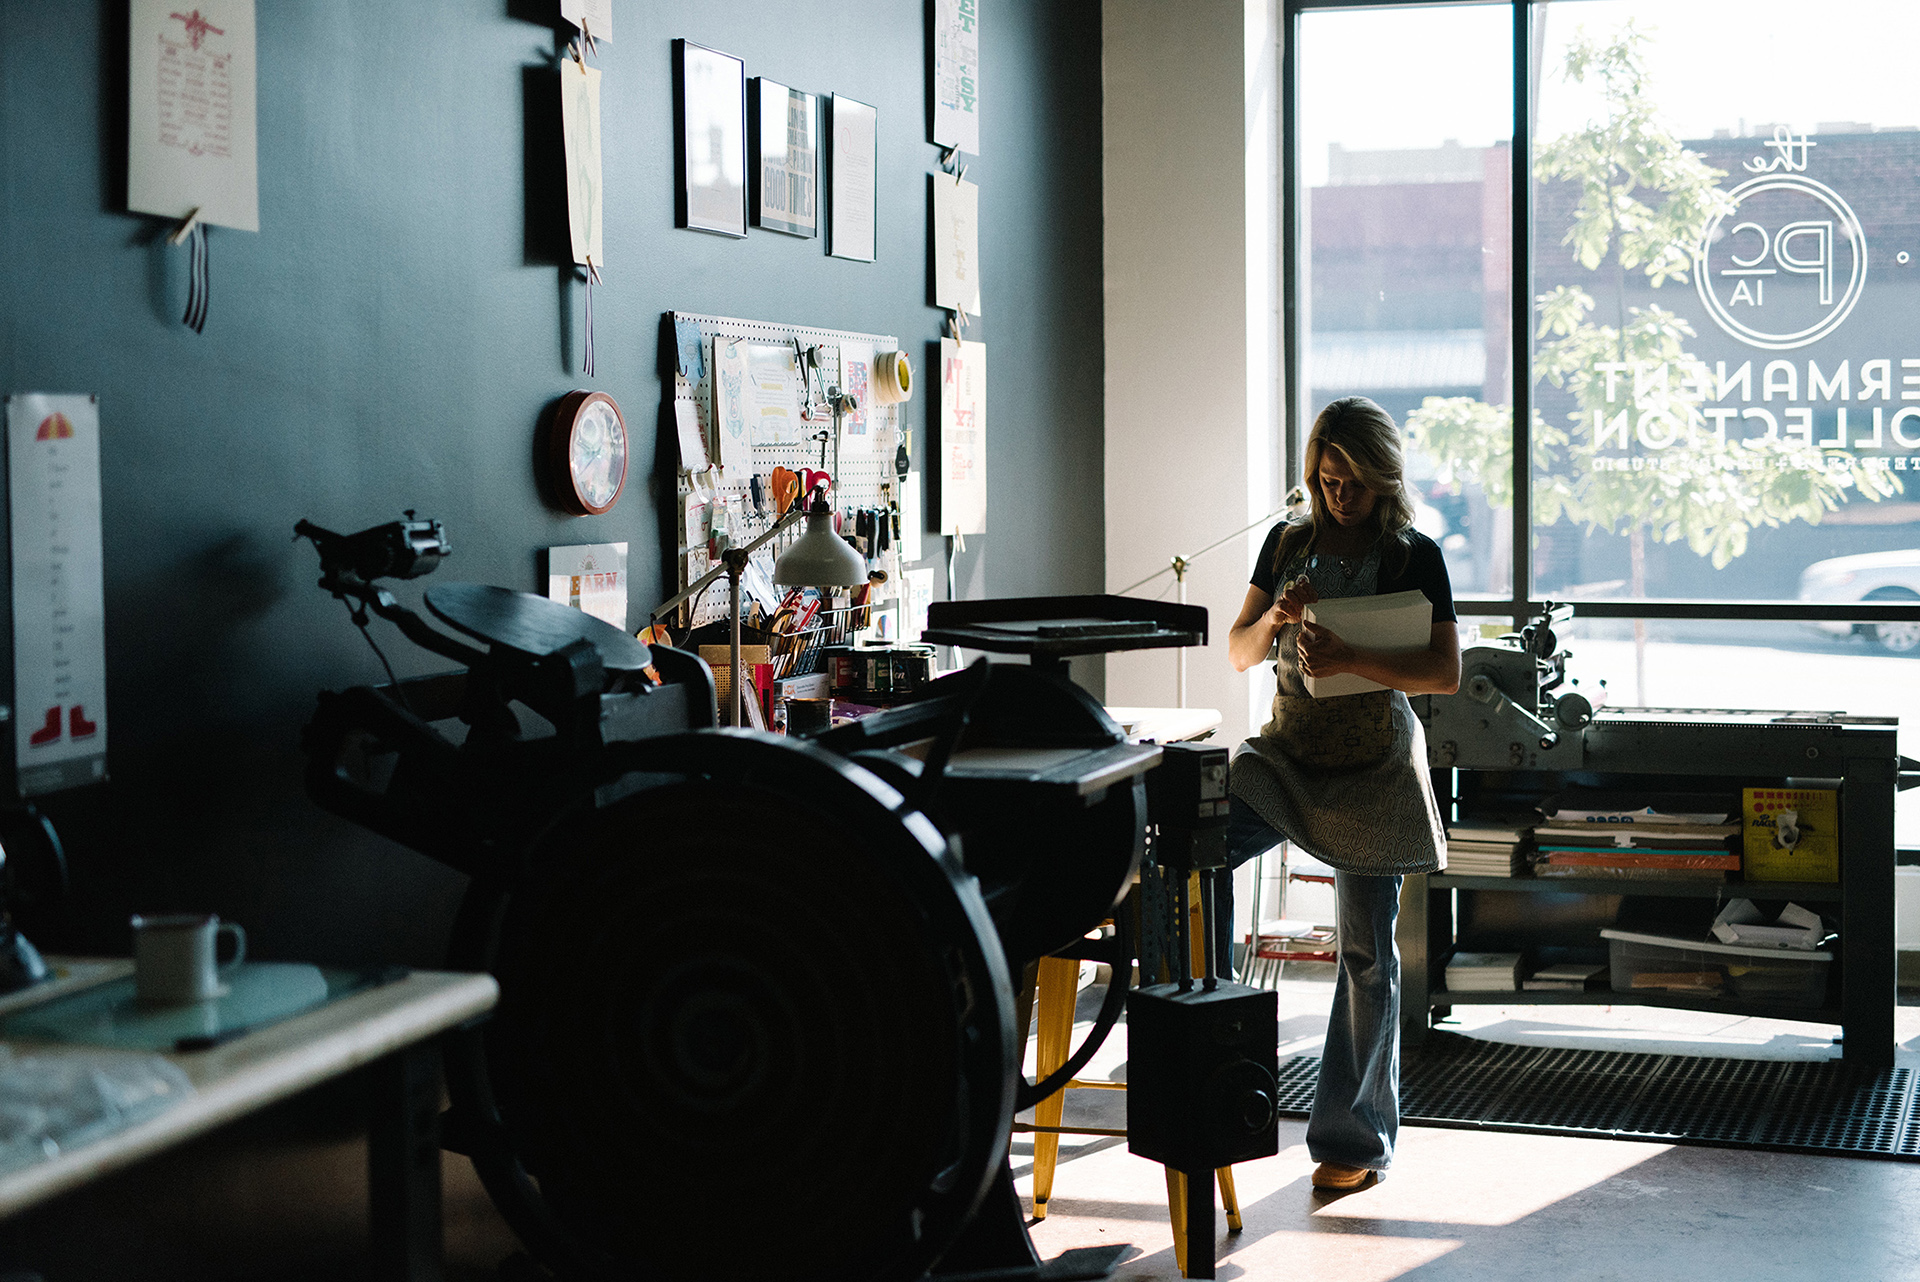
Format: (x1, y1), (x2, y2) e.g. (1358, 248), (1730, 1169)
(1286, 0), (1920, 847)
(1297, 4), (1513, 597)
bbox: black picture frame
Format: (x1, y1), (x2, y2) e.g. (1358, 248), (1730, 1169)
(749, 78), (819, 238)
(826, 94), (878, 263)
(673, 39), (747, 238)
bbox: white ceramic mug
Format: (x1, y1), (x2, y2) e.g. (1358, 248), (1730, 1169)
(131, 913), (246, 1005)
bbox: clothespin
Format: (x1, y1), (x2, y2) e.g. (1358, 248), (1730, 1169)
(955, 163), (968, 184)
(167, 207), (202, 246)
(569, 37), (586, 70)
(580, 18), (599, 60)
(584, 255), (602, 285)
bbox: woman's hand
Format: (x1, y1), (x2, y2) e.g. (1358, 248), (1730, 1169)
(1296, 621), (1353, 679)
(1269, 576), (1319, 628)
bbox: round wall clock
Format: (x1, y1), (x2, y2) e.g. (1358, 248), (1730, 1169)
(547, 390), (629, 516)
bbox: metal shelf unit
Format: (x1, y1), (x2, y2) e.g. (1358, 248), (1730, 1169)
(1401, 708), (1900, 1068)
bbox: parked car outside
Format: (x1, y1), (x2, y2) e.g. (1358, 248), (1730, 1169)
(1798, 550), (1920, 653)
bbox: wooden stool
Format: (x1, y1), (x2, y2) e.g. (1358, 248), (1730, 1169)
(1015, 874), (1244, 1277)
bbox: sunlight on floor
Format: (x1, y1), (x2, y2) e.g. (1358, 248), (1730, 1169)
(1305, 1129), (1674, 1227)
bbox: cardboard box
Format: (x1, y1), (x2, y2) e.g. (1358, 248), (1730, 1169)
(1742, 787), (1839, 883)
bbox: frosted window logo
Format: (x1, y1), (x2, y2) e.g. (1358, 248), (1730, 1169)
(1694, 130), (1866, 351)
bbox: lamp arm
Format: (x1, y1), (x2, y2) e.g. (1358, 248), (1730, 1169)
(649, 505), (808, 623)
(1114, 506), (1293, 597)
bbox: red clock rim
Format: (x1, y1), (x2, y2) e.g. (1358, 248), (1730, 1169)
(551, 390), (628, 516)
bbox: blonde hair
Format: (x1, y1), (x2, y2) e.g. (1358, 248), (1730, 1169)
(1274, 396), (1416, 578)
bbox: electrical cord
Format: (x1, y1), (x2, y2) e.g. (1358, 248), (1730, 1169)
(344, 598), (414, 715)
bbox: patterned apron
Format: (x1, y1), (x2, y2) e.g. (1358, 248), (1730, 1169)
(1228, 542), (1447, 876)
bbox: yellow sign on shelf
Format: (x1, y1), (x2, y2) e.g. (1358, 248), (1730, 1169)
(1742, 787), (1839, 883)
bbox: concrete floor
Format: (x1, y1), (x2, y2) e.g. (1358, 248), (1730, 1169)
(1014, 965), (1920, 1282)
(8, 969), (1919, 1280)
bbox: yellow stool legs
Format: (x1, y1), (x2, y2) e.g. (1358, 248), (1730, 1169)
(1019, 876), (1245, 1275)
(1028, 954), (1079, 1220)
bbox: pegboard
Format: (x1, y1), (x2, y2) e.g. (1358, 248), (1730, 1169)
(670, 311), (906, 630)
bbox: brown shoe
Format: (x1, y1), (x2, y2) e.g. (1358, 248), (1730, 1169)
(1311, 1161), (1378, 1191)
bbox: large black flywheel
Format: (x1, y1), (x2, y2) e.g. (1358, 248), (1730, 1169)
(444, 731), (1017, 1282)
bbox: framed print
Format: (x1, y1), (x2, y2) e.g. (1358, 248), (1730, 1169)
(673, 39), (747, 238)
(749, 78), (818, 238)
(826, 95), (877, 262)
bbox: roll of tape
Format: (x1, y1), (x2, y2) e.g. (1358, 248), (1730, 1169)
(873, 350), (913, 404)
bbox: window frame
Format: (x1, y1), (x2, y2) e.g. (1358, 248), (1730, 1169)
(1281, 0), (1920, 632)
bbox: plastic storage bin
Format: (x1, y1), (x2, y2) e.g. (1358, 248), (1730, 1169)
(1600, 928), (1833, 1008)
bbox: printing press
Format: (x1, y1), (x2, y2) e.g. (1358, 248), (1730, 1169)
(295, 516), (1275, 1281)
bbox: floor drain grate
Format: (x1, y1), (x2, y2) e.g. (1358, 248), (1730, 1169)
(1277, 1034), (1920, 1161)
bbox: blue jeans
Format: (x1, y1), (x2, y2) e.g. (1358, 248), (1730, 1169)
(1308, 870), (1402, 1170)
(1226, 797), (1402, 1171)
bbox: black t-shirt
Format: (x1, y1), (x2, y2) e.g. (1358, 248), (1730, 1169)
(1249, 521), (1457, 624)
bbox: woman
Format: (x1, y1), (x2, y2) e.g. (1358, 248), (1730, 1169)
(1226, 396), (1461, 1192)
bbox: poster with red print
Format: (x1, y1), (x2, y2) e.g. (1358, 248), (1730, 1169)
(5, 395), (108, 796)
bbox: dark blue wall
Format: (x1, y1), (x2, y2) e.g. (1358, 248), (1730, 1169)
(0, 1), (1104, 965)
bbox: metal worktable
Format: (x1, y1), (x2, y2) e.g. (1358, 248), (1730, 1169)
(1402, 707), (1901, 1068)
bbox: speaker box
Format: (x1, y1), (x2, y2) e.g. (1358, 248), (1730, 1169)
(1125, 981), (1279, 1171)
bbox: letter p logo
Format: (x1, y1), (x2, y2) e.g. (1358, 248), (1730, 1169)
(1773, 222), (1834, 305)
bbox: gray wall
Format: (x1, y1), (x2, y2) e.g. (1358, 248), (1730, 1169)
(0, 0), (1104, 966)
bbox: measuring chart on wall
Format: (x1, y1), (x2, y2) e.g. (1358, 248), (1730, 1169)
(4, 395), (109, 797)
(668, 312), (908, 629)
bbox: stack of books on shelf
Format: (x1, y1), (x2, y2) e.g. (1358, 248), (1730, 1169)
(1444, 822), (1533, 877)
(1531, 790), (1741, 882)
(1444, 951), (1522, 992)
(1522, 962), (1608, 991)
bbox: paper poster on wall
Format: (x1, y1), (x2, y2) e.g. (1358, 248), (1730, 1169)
(933, 175), (983, 315)
(6, 395), (108, 798)
(711, 337), (755, 478)
(827, 96), (877, 263)
(673, 399), (710, 472)
(905, 567), (936, 643)
(560, 57), (604, 267)
(684, 493), (710, 550)
(559, 0), (612, 41)
(745, 342), (804, 444)
(938, 338), (987, 536)
(127, 0), (259, 231)
(547, 542), (628, 630)
(835, 338), (875, 446)
(901, 470), (925, 562)
(932, 0), (979, 155)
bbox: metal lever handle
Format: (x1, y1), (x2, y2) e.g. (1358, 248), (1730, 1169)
(1465, 673), (1559, 749)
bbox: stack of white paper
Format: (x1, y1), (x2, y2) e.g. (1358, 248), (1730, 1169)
(1444, 951), (1522, 992)
(1523, 962), (1608, 991)
(1301, 589), (1433, 697)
